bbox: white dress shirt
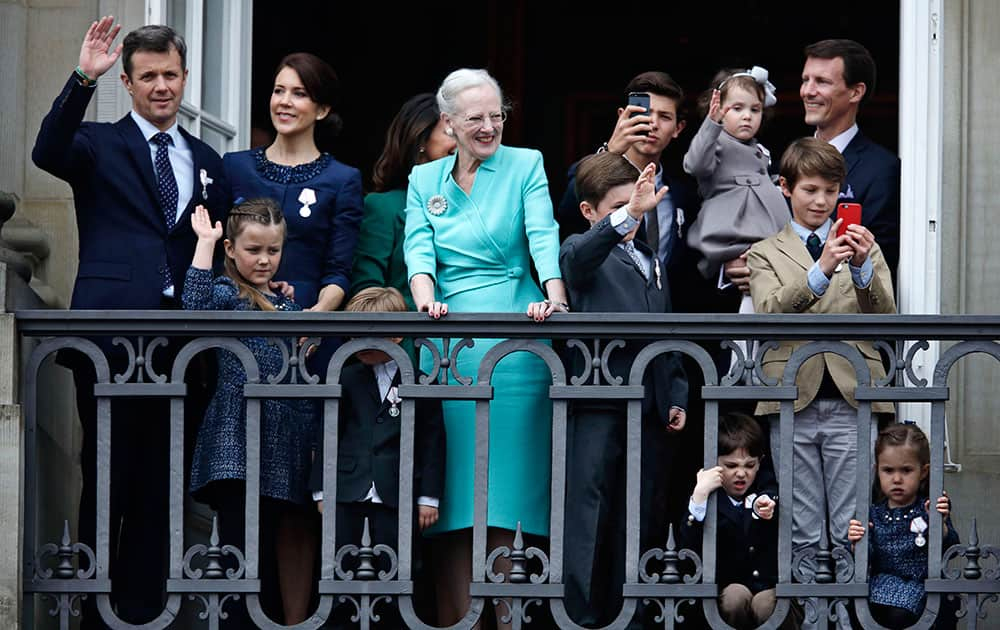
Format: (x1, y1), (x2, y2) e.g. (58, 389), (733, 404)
(130, 111), (193, 297)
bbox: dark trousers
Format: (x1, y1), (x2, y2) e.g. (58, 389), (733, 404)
(211, 485), (288, 628)
(331, 501), (402, 628)
(563, 405), (675, 627)
(73, 337), (212, 629)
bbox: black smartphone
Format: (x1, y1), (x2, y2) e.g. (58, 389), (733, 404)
(628, 92), (651, 135)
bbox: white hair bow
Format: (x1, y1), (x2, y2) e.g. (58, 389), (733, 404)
(732, 65), (777, 107)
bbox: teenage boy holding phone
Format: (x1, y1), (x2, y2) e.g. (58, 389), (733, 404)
(555, 72), (705, 306)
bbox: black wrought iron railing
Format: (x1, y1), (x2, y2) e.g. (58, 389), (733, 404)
(15, 311), (1000, 629)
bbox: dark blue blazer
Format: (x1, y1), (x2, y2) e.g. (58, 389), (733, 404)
(222, 149), (364, 310)
(308, 363), (445, 508)
(840, 131), (901, 276)
(32, 75), (228, 310)
(677, 483), (779, 594)
(559, 215), (689, 421)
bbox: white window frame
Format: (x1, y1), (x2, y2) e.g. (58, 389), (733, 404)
(146, 0), (253, 152)
(898, 0), (944, 427)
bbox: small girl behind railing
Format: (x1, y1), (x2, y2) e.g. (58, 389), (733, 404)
(848, 423), (959, 629)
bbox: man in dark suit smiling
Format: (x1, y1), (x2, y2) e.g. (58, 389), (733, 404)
(32, 16), (227, 626)
(800, 38), (901, 277)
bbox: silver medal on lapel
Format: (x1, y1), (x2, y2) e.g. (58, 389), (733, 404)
(387, 385), (401, 417)
(199, 168), (213, 199)
(298, 188), (316, 218)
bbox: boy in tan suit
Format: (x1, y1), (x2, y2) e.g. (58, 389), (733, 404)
(748, 138), (894, 617)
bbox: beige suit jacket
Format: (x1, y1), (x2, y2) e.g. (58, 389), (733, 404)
(747, 223), (896, 415)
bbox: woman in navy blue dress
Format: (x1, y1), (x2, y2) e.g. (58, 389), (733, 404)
(224, 52), (363, 316)
(219, 53), (362, 624)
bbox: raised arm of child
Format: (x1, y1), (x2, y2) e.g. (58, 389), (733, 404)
(190, 205), (223, 270)
(692, 466), (724, 505)
(630, 162), (669, 216)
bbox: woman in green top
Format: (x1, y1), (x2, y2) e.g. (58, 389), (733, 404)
(350, 93), (455, 306)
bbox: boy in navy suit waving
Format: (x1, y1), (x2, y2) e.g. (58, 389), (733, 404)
(560, 152), (688, 626)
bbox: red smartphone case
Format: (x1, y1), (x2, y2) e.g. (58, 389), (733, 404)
(836, 203), (862, 237)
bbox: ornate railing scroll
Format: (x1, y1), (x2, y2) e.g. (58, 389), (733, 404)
(16, 311), (1000, 628)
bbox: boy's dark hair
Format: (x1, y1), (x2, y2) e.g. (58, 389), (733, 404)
(779, 137), (847, 189)
(574, 152), (639, 208)
(625, 71), (686, 119)
(122, 25), (187, 79)
(718, 412), (765, 458)
(346, 286), (408, 314)
(804, 39), (877, 104)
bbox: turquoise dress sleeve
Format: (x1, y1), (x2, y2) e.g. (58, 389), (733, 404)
(403, 167), (438, 285)
(521, 149), (561, 284)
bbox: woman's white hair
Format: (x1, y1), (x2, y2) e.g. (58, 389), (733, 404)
(436, 68), (504, 116)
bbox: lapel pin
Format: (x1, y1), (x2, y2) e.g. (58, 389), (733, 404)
(298, 188), (316, 218)
(427, 194), (448, 216)
(199, 169), (213, 199)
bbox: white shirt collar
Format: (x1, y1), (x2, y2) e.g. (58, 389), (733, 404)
(130, 110), (182, 145)
(818, 123), (859, 154)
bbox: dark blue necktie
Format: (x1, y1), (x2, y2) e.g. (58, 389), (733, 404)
(806, 233), (823, 261)
(152, 132), (179, 291)
(152, 132), (179, 230)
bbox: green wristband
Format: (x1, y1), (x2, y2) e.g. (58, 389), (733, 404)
(74, 66), (96, 87)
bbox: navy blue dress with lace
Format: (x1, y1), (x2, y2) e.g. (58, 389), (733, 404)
(867, 497), (959, 615)
(182, 267), (316, 504)
(222, 147), (363, 310)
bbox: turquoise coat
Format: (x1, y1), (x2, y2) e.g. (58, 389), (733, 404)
(404, 145), (560, 536)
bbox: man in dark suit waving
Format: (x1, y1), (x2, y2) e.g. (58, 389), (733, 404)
(801, 38), (901, 277)
(32, 16), (227, 626)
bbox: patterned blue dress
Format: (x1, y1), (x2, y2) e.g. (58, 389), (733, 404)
(868, 497), (959, 615)
(183, 267), (316, 504)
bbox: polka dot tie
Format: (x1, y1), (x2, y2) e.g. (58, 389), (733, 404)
(152, 132), (179, 291)
(152, 132), (178, 230)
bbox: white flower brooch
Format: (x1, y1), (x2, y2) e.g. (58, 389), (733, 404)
(427, 195), (448, 216)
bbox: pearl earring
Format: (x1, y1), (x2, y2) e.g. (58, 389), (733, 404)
(445, 127), (454, 136)
(419, 146), (426, 153)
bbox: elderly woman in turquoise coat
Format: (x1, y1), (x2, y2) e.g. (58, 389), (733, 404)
(404, 68), (569, 628)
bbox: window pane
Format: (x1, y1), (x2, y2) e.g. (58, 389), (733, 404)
(200, 0), (225, 117)
(177, 109), (197, 133)
(200, 125), (229, 154)
(168, 0), (186, 38)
